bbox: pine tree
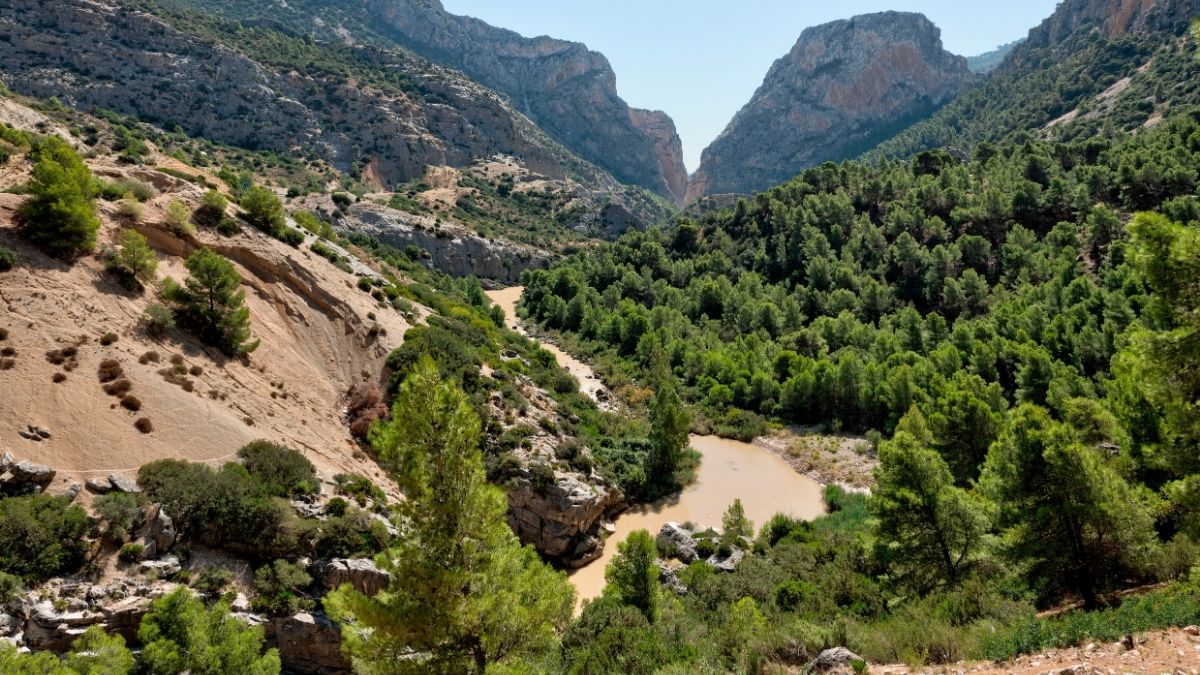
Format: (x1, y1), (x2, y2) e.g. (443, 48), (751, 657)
(647, 348), (690, 493)
(872, 430), (987, 593)
(164, 248), (259, 355)
(978, 404), (1158, 608)
(138, 587), (280, 675)
(603, 528), (659, 622)
(17, 136), (99, 258)
(326, 358), (574, 673)
(720, 498), (754, 551)
(107, 229), (158, 291)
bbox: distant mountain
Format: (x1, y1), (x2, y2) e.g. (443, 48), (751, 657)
(368, 0), (688, 204)
(685, 12), (973, 203)
(966, 39), (1024, 73)
(870, 0), (1200, 160)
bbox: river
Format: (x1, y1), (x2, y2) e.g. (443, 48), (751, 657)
(485, 287), (826, 603)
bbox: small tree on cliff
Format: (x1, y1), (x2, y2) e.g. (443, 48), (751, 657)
(327, 358), (574, 673)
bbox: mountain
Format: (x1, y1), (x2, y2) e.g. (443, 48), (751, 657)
(965, 39), (1024, 73)
(870, 0), (1200, 159)
(366, 0), (687, 204)
(685, 12), (973, 203)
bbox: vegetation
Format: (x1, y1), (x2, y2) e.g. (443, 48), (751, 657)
(327, 358), (575, 673)
(139, 587), (280, 674)
(16, 136), (99, 258)
(163, 248), (259, 355)
(106, 229), (158, 290)
(0, 494), (91, 583)
(0, 246), (18, 272)
(235, 440), (318, 498)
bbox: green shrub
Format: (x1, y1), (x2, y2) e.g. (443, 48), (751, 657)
(325, 497), (349, 518)
(0, 246), (16, 272)
(142, 304), (175, 338)
(236, 440), (318, 498)
(252, 559), (313, 616)
(94, 492), (140, 542)
(241, 185), (285, 234)
(117, 192), (143, 221)
(334, 473), (385, 509)
(194, 190), (229, 229)
(192, 566), (233, 598)
(139, 587), (281, 673)
(118, 543), (145, 563)
(0, 494), (91, 583)
(313, 507), (389, 559)
(277, 225), (305, 247)
(16, 136), (99, 258)
(165, 199), (196, 236)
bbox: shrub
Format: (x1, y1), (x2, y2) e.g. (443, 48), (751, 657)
(97, 359), (124, 383)
(333, 473), (385, 509)
(94, 492), (140, 542)
(236, 440), (318, 498)
(165, 199), (196, 236)
(120, 395), (142, 411)
(314, 507), (389, 559)
(117, 192), (143, 221)
(216, 217), (241, 236)
(0, 327), (7, 340)
(0, 494), (91, 582)
(139, 350), (161, 365)
(192, 566), (233, 598)
(0, 246), (16, 272)
(52, 372), (66, 383)
(99, 331), (119, 346)
(135, 417), (153, 433)
(241, 186), (285, 234)
(118, 543), (144, 563)
(17, 137), (99, 258)
(103, 378), (132, 397)
(252, 559), (313, 616)
(529, 460), (556, 493)
(142, 304), (175, 338)
(347, 382), (388, 438)
(106, 229), (157, 290)
(139, 587), (281, 673)
(193, 190), (229, 229)
(293, 210), (334, 238)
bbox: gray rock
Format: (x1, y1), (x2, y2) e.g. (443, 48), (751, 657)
(64, 483), (81, 502)
(709, 547), (747, 574)
(139, 557), (181, 578)
(315, 559), (390, 597)
(85, 478), (113, 494)
(264, 611), (352, 675)
(504, 463), (623, 565)
(657, 522), (699, 564)
(107, 473), (140, 494)
(0, 453), (12, 471)
(9, 461), (54, 485)
(807, 647), (863, 672)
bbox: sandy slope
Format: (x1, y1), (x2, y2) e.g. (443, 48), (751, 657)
(0, 157), (410, 498)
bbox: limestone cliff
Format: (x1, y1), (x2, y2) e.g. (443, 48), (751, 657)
(366, 0), (688, 203)
(686, 12), (973, 202)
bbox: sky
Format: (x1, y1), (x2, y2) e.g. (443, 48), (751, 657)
(440, 1), (1062, 172)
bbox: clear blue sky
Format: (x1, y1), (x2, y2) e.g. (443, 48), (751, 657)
(441, 1), (1061, 172)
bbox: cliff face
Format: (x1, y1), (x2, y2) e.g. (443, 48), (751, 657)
(366, 0), (688, 204)
(686, 12), (973, 202)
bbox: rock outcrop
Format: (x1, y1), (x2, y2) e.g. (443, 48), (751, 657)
(313, 559), (391, 597)
(341, 202), (552, 283)
(367, 0), (688, 203)
(506, 468), (624, 567)
(686, 12), (973, 202)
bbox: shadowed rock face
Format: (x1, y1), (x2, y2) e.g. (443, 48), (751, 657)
(686, 12), (974, 202)
(367, 0), (688, 204)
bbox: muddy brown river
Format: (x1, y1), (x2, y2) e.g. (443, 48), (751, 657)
(485, 287), (826, 603)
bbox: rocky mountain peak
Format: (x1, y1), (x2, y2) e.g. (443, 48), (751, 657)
(686, 11), (973, 203)
(368, 0), (688, 203)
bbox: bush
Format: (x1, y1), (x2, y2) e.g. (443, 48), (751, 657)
(117, 192), (143, 221)
(241, 185), (285, 234)
(192, 566), (233, 598)
(333, 473), (385, 509)
(529, 460), (556, 493)
(99, 331), (119, 346)
(0, 246), (16, 272)
(118, 543), (145, 563)
(346, 382), (388, 439)
(98, 359), (124, 383)
(163, 248), (258, 355)
(313, 507), (389, 559)
(0, 494), (91, 583)
(139, 587), (281, 673)
(121, 395), (142, 411)
(277, 225), (305, 247)
(165, 199), (196, 236)
(252, 559), (312, 616)
(94, 492), (140, 542)
(106, 229), (157, 290)
(142, 304), (175, 338)
(236, 440), (318, 498)
(16, 136), (99, 258)
(194, 190), (229, 229)
(135, 417), (154, 434)
(103, 378), (132, 397)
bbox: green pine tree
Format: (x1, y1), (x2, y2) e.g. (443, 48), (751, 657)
(138, 587), (280, 675)
(647, 348), (690, 493)
(17, 136), (99, 258)
(603, 528), (659, 622)
(164, 248), (259, 355)
(326, 358), (574, 673)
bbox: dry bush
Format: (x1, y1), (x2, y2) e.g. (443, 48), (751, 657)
(99, 332), (118, 346)
(98, 359), (124, 383)
(0, 358), (14, 371)
(347, 381), (388, 439)
(189, 365), (203, 377)
(134, 418), (153, 433)
(139, 351), (160, 365)
(103, 379), (133, 397)
(52, 373), (66, 383)
(120, 395), (142, 412)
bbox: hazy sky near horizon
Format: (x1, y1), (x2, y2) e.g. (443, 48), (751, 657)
(441, 1), (1061, 172)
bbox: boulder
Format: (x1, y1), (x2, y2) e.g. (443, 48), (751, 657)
(710, 547), (747, 574)
(107, 473), (140, 493)
(505, 466), (623, 565)
(139, 556), (181, 578)
(85, 478), (113, 494)
(807, 647), (863, 672)
(9, 461), (54, 485)
(63, 483), (81, 502)
(265, 611), (352, 675)
(139, 505), (176, 558)
(657, 522), (699, 564)
(99, 595), (152, 643)
(0, 452), (12, 472)
(23, 600), (103, 651)
(315, 559), (390, 596)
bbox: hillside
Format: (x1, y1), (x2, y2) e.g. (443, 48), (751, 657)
(965, 39), (1023, 74)
(870, 0), (1200, 159)
(686, 12), (973, 203)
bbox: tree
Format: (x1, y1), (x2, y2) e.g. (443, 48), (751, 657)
(236, 440), (318, 498)
(139, 587), (280, 675)
(241, 185), (286, 234)
(17, 136), (99, 257)
(64, 626), (135, 675)
(603, 529), (659, 622)
(646, 349), (690, 493)
(107, 229), (157, 291)
(0, 493), (91, 583)
(978, 404), (1158, 608)
(326, 358), (574, 673)
(720, 498), (754, 551)
(164, 248), (259, 355)
(252, 559), (313, 616)
(93, 492), (140, 543)
(165, 199), (195, 235)
(872, 431), (987, 593)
